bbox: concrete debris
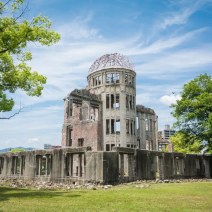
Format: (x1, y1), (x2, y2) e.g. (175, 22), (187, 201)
(0, 178), (211, 190)
(135, 184), (150, 189)
(0, 179), (114, 190)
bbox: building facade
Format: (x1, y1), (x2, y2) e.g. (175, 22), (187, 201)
(62, 53), (158, 151)
(1, 53), (212, 184)
(158, 125), (175, 151)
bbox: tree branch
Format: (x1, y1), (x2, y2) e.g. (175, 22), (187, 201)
(0, 106), (23, 119)
(0, 0), (12, 10)
(13, 0), (29, 21)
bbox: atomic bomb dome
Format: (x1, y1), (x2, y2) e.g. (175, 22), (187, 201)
(88, 53), (135, 75)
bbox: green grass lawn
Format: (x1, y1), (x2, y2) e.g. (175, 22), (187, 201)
(0, 182), (212, 212)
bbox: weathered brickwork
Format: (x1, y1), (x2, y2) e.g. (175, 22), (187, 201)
(62, 89), (103, 151)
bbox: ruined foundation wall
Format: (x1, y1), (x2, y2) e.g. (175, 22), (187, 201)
(0, 148), (211, 184)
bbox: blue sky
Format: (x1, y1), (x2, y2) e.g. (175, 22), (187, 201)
(1, 0), (212, 149)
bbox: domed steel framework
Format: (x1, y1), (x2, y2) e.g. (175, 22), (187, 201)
(88, 53), (135, 75)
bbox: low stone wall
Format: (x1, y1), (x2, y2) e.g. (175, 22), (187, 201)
(0, 147), (211, 184)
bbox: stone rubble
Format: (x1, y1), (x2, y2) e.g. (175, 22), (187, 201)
(0, 178), (211, 190)
(0, 179), (114, 190)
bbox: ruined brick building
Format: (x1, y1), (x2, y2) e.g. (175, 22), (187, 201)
(62, 53), (158, 152)
(0, 53), (212, 184)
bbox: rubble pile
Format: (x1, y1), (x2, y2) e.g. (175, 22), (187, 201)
(0, 179), (113, 190)
(0, 178), (211, 190)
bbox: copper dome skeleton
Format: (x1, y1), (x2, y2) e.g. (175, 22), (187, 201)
(88, 53), (135, 75)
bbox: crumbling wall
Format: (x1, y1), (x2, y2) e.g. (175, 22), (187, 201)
(103, 152), (119, 184)
(85, 151), (103, 182)
(62, 89), (103, 151)
(136, 150), (158, 180)
(136, 105), (158, 151)
(135, 149), (211, 181)
(184, 154), (205, 178)
(0, 148), (211, 184)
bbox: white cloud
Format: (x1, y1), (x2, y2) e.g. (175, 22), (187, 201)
(160, 0), (206, 29)
(57, 13), (102, 41)
(160, 94), (181, 106)
(135, 45), (212, 78)
(129, 28), (206, 55)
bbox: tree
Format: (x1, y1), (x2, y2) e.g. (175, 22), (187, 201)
(169, 132), (202, 153)
(171, 74), (212, 153)
(0, 0), (60, 117)
(10, 147), (25, 152)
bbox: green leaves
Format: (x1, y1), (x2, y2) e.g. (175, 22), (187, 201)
(170, 132), (202, 154)
(0, 90), (14, 112)
(171, 74), (212, 152)
(0, 0), (60, 113)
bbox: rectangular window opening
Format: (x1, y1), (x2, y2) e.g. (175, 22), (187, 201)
(98, 76), (102, 85)
(111, 119), (115, 134)
(125, 74), (128, 84)
(106, 73), (114, 84)
(78, 138), (84, 147)
(130, 121), (133, 135)
(132, 96), (135, 109)
(126, 95), (129, 109)
(115, 94), (120, 108)
(95, 77), (98, 86)
(79, 154), (83, 177)
(41, 156), (47, 175)
(145, 119), (149, 131)
(128, 75), (132, 84)
(66, 99), (73, 117)
(115, 73), (120, 83)
(129, 95), (132, 109)
(106, 94), (110, 109)
(134, 120), (136, 135)
(21, 156), (25, 175)
(132, 77), (135, 86)
(65, 154), (73, 177)
(106, 74), (110, 84)
(93, 78), (95, 86)
(76, 166), (79, 176)
(106, 144), (110, 151)
(11, 156), (20, 175)
(149, 119), (153, 132)
(111, 144), (115, 150)
(115, 119), (120, 134)
(106, 119), (110, 134)
(66, 127), (72, 146)
(126, 119), (129, 134)
(111, 94), (115, 108)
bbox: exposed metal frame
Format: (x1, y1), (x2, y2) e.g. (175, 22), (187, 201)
(88, 53), (135, 75)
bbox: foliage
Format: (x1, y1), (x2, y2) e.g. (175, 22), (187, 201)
(0, 0), (60, 113)
(9, 147), (25, 152)
(0, 183), (212, 211)
(171, 74), (212, 152)
(169, 132), (202, 153)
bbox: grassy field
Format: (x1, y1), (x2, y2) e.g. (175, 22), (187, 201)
(0, 182), (212, 212)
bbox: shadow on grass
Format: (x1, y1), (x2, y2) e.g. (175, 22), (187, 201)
(0, 187), (81, 202)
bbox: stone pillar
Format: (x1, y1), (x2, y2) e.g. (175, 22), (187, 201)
(124, 154), (129, 176)
(203, 157), (210, 178)
(119, 153), (124, 176)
